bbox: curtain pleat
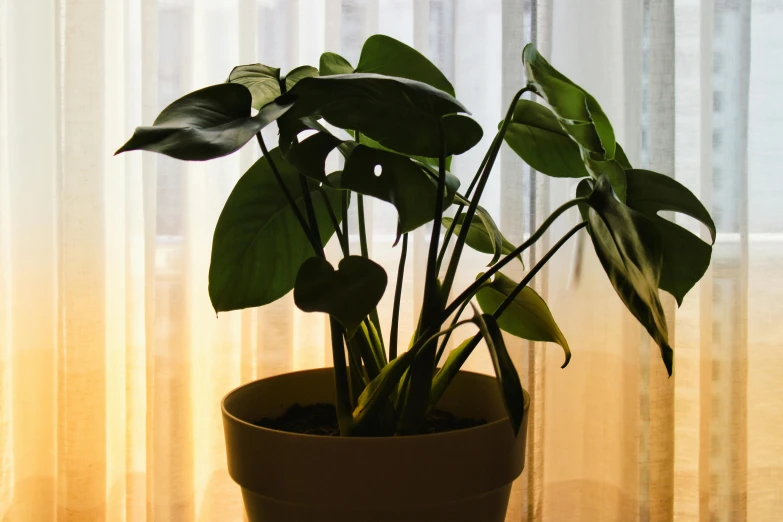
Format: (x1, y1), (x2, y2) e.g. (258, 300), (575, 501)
(1, 1), (782, 521)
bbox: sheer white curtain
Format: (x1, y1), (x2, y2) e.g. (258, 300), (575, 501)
(1, 0), (781, 521)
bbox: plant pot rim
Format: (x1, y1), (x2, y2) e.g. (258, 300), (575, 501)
(222, 366), (530, 440)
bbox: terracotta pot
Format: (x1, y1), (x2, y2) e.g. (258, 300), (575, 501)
(222, 367), (529, 522)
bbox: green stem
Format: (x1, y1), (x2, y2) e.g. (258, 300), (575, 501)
(440, 86), (530, 299)
(435, 144), (494, 271)
(494, 221), (587, 319)
(341, 191), (350, 255)
(256, 133), (320, 254)
(330, 318), (354, 435)
(357, 194), (369, 258)
(435, 295), (473, 365)
(442, 197), (586, 321)
(389, 233), (409, 360)
(318, 186), (348, 256)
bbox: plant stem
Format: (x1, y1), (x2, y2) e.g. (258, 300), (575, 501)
(440, 86), (530, 299)
(389, 233), (409, 361)
(299, 174), (323, 254)
(435, 295), (473, 365)
(357, 195), (369, 257)
(318, 186), (348, 256)
(442, 197), (586, 321)
(256, 133), (321, 254)
(494, 221), (587, 319)
(330, 317), (354, 435)
(341, 191), (350, 255)
(435, 143), (494, 271)
(421, 120), (448, 330)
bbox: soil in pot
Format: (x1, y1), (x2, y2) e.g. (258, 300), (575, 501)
(254, 403), (486, 436)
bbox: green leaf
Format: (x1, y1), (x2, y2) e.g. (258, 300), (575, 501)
(473, 311), (528, 436)
(341, 145), (460, 239)
(208, 148), (341, 312)
(579, 176), (673, 375)
(278, 73), (479, 157)
(523, 44), (615, 160)
(285, 131), (344, 184)
(522, 44), (626, 199)
(625, 169), (715, 305)
(355, 34), (455, 96)
(430, 335), (482, 409)
(115, 84), (291, 161)
(615, 143), (632, 169)
(226, 63), (281, 110)
(475, 272), (570, 367)
(353, 349), (416, 429)
(285, 65), (319, 90)
(441, 208), (521, 266)
(293, 256), (388, 338)
(503, 99), (589, 178)
(319, 52), (353, 76)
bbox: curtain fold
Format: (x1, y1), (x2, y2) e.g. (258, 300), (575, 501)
(1, 1), (781, 521)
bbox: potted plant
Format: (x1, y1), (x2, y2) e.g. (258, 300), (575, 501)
(116, 35), (714, 522)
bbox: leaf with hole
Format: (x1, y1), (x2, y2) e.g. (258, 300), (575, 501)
(294, 256), (387, 338)
(208, 147), (342, 312)
(115, 84), (291, 161)
(341, 145), (460, 240)
(625, 169), (715, 305)
(578, 175), (673, 375)
(278, 73), (479, 157)
(285, 131), (344, 184)
(475, 272), (570, 367)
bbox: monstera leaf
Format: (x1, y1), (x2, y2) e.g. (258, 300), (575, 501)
(319, 52), (353, 76)
(476, 272), (570, 367)
(208, 148), (342, 312)
(294, 256), (388, 338)
(226, 64), (281, 109)
(278, 73), (480, 158)
(442, 208), (521, 266)
(625, 169), (715, 305)
(522, 44), (626, 199)
(579, 175), (673, 375)
(355, 34), (455, 96)
(503, 99), (590, 179)
(285, 131), (344, 184)
(115, 84), (291, 161)
(285, 65), (319, 89)
(339, 145), (460, 239)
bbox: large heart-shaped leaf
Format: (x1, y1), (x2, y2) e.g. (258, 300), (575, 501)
(340, 145), (460, 239)
(278, 73), (479, 157)
(522, 44), (626, 199)
(226, 64), (281, 110)
(473, 311), (528, 435)
(293, 256), (388, 337)
(285, 131), (344, 184)
(503, 99), (590, 178)
(319, 52), (353, 76)
(355, 34), (455, 96)
(115, 84), (291, 161)
(475, 272), (570, 367)
(208, 147), (341, 312)
(625, 169), (715, 305)
(441, 208), (521, 266)
(579, 176), (673, 375)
